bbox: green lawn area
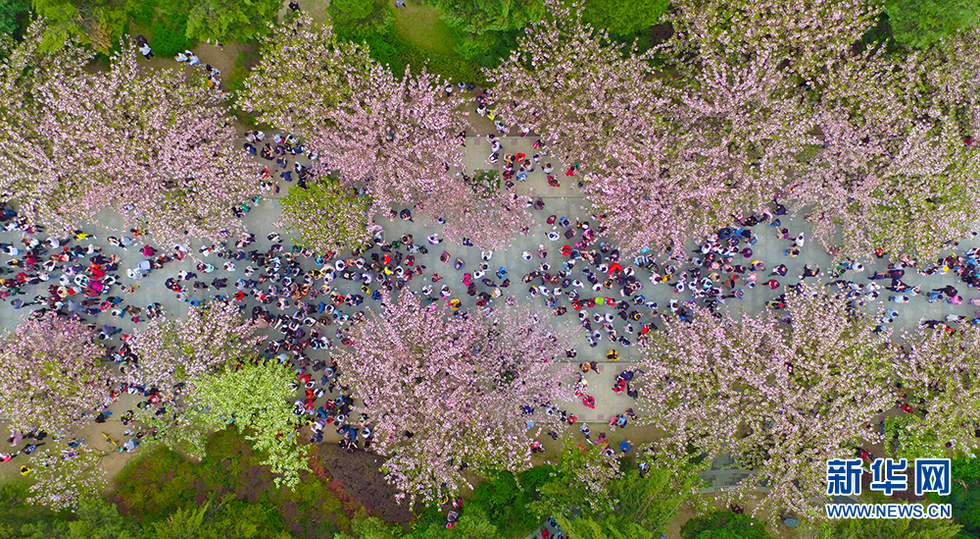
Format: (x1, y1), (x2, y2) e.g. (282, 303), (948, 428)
(389, 0), (459, 55)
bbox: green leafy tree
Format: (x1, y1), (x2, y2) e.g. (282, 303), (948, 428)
(411, 506), (500, 539)
(530, 439), (622, 518)
(0, 0), (28, 37)
(940, 457), (980, 537)
(469, 467), (554, 538)
(886, 0), (980, 48)
(16, 495), (143, 538)
(333, 511), (398, 539)
(414, 0), (544, 62)
(185, 0), (281, 43)
(552, 460), (704, 539)
(150, 494), (293, 539)
(278, 180), (373, 254)
(581, 0), (668, 35)
(149, 5), (195, 57)
(680, 512), (775, 539)
(798, 512), (962, 539)
(193, 360), (310, 489)
(31, 0), (133, 52)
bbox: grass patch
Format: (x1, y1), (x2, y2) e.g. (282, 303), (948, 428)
(364, 29), (486, 85)
(389, 0), (458, 55)
(327, 0), (485, 84)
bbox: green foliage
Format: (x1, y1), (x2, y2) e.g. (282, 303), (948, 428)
(410, 506), (500, 538)
(29, 0), (196, 54)
(279, 181), (373, 254)
(885, 0), (980, 48)
(184, 0), (281, 43)
(468, 467), (554, 538)
(0, 483), (61, 538)
(681, 512), (774, 539)
(581, 0), (669, 35)
(554, 513), (656, 539)
(552, 465), (703, 539)
(527, 439), (625, 519)
(0, 484), (142, 539)
(0, 0), (29, 37)
(409, 0), (536, 65)
(934, 457), (980, 536)
(150, 494), (295, 539)
(148, 6), (194, 57)
(114, 429), (352, 538)
(31, 0), (275, 55)
(798, 514), (962, 539)
(193, 360), (311, 489)
(127, 0), (155, 26)
(31, 0), (132, 52)
(329, 0), (391, 41)
(334, 510), (400, 539)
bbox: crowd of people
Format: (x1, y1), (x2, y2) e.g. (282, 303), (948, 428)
(2, 88), (979, 503)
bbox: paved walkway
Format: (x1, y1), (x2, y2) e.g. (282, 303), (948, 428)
(0, 94), (975, 489)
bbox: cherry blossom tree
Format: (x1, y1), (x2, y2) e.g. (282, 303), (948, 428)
(333, 292), (577, 507)
(26, 441), (107, 511)
(308, 63), (472, 237)
(484, 2), (661, 173)
(243, 15), (530, 248)
(486, 2), (811, 253)
(0, 26), (262, 248)
(635, 284), (898, 521)
(126, 301), (263, 402)
(588, 41), (820, 254)
(890, 324), (980, 460)
(665, 0), (880, 82)
(794, 29), (980, 259)
(0, 313), (111, 436)
(236, 12), (373, 135)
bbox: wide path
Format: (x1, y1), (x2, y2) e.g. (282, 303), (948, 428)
(0, 95), (975, 489)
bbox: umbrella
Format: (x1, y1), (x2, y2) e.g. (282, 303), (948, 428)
(138, 260), (151, 271)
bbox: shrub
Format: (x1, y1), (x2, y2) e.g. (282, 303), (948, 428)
(149, 9), (194, 57)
